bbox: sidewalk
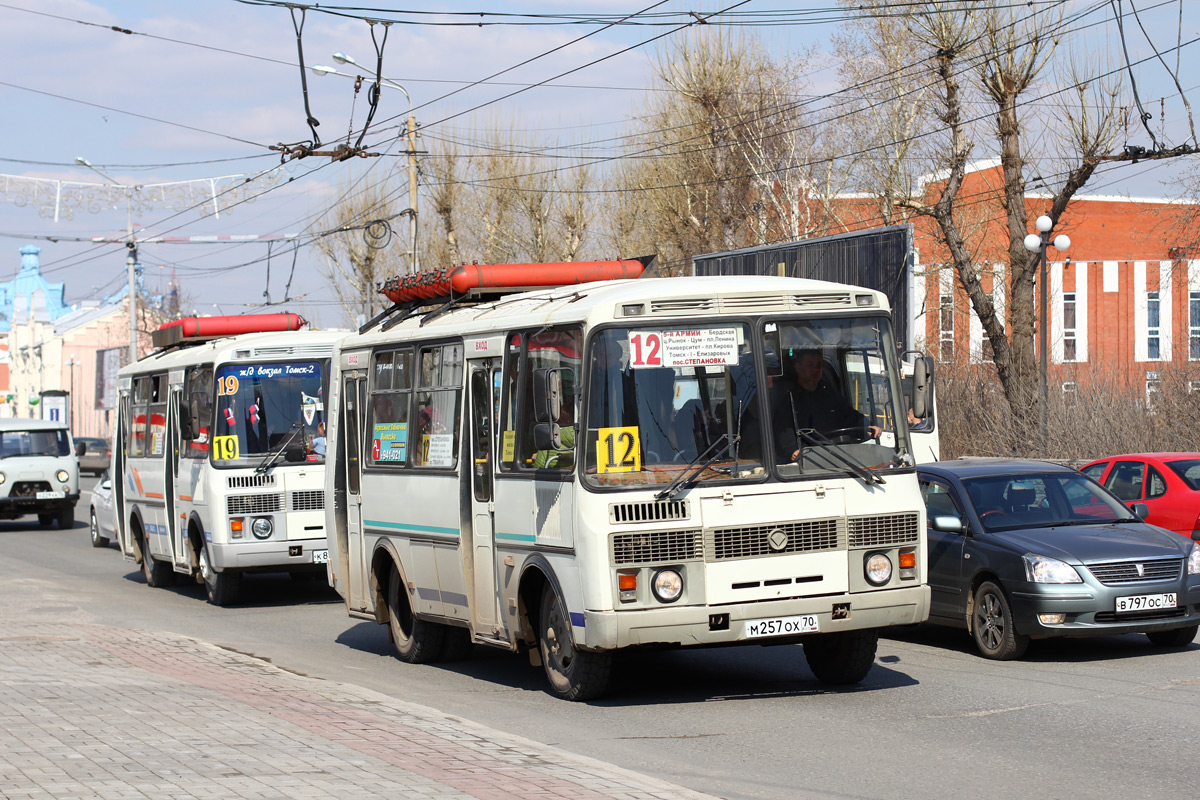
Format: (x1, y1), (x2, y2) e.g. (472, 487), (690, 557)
(0, 592), (720, 800)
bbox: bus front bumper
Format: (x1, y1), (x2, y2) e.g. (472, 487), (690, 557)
(207, 539), (330, 573)
(582, 585), (930, 650)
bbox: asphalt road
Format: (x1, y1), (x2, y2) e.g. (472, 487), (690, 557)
(4, 475), (1199, 800)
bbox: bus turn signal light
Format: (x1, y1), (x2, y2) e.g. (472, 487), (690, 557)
(230, 517), (244, 539)
(899, 549), (917, 579)
(618, 572), (637, 602)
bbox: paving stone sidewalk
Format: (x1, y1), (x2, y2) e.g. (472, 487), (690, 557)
(0, 604), (720, 800)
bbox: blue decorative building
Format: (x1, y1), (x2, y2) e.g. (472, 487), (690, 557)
(0, 246), (71, 332)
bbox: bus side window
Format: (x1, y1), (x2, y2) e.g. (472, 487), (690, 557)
(518, 326), (582, 472)
(185, 365), (214, 459)
(498, 333), (522, 471)
(130, 377), (148, 457)
(368, 348), (412, 467)
(412, 342), (463, 469)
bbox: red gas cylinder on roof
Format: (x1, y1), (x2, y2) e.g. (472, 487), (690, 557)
(380, 257), (652, 305)
(154, 313), (307, 348)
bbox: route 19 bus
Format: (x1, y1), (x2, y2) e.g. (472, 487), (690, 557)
(112, 315), (342, 606)
(325, 262), (933, 700)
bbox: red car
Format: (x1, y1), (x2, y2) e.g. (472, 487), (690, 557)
(1081, 453), (1200, 540)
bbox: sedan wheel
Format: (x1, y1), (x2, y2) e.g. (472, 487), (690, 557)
(89, 510), (110, 548)
(971, 581), (1029, 660)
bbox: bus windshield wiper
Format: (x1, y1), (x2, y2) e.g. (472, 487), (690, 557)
(797, 429), (885, 486)
(655, 432), (740, 501)
(255, 423), (304, 475)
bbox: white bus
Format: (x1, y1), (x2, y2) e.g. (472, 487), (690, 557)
(112, 316), (342, 606)
(326, 267), (933, 700)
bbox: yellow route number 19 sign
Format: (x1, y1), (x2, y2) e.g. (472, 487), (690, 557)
(596, 426), (640, 474)
(211, 435), (240, 461)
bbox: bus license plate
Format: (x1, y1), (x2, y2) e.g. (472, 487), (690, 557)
(36, 491), (64, 500)
(745, 614), (819, 638)
(1116, 593), (1176, 613)
(311, 549), (329, 565)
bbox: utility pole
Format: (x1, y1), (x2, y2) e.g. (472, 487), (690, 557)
(125, 202), (138, 366)
(407, 108), (419, 274)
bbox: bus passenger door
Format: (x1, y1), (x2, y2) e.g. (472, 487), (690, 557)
(466, 360), (501, 636)
(166, 386), (187, 572)
(114, 388), (133, 559)
(341, 372), (368, 609)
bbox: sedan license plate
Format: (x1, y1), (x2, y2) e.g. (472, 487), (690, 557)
(745, 614), (819, 638)
(1116, 593), (1176, 613)
(36, 491), (64, 500)
(311, 549), (329, 565)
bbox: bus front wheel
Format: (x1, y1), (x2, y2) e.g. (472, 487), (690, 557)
(537, 585), (611, 701)
(198, 545), (239, 606)
(803, 629), (879, 685)
(387, 563), (444, 663)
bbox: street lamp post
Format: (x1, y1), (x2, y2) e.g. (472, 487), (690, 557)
(315, 55), (419, 273)
(75, 157), (139, 366)
(1023, 215), (1071, 457)
(65, 356), (76, 432)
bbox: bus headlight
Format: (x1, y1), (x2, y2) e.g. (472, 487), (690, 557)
(251, 517), (273, 540)
(864, 552), (893, 585)
(56, 469), (70, 483)
(652, 568), (683, 603)
(0, 472), (6, 484)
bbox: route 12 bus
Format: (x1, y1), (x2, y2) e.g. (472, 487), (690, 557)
(112, 314), (342, 605)
(325, 261), (933, 700)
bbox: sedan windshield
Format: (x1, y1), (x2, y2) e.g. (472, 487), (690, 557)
(212, 361), (328, 466)
(962, 473), (1137, 532)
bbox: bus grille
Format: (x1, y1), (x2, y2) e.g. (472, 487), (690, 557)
(709, 519), (840, 561)
(612, 530), (703, 565)
(1086, 558), (1182, 585)
(228, 474), (276, 489)
(227, 493), (284, 515)
(609, 500), (689, 524)
(848, 513), (920, 548)
(290, 490), (325, 512)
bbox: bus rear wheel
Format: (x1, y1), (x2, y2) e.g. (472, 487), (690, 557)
(803, 629), (879, 685)
(537, 584), (611, 701)
(140, 532), (175, 588)
(198, 545), (239, 606)
(387, 563), (444, 663)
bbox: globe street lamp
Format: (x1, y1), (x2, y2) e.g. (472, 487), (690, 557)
(1023, 214), (1071, 457)
(313, 56), (420, 274)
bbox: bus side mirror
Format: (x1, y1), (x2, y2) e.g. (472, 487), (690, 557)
(533, 422), (563, 451)
(75, 440), (87, 457)
(533, 368), (563, 425)
(911, 355), (934, 419)
(178, 402), (194, 441)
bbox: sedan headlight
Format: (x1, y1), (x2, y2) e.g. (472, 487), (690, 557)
(1023, 554), (1082, 584)
(1188, 544), (1200, 576)
(56, 469), (70, 483)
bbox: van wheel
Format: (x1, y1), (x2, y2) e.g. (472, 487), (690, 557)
(38, 514), (53, 527)
(199, 545), (239, 606)
(90, 510), (109, 548)
(57, 508), (74, 529)
(537, 584), (611, 701)
(803, 629), (879, 685)
(386, 563), (444, 663)
(140, 533), (175, 588)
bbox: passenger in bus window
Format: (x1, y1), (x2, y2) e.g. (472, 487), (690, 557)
(775, 349), (881, 460)
(310, 422), (327, 457)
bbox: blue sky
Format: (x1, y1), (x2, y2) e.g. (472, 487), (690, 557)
(1, 1), (1197, 327)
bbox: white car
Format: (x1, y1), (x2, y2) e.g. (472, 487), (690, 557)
(0, 419), (82, 528)
(89, 471), (117, 548)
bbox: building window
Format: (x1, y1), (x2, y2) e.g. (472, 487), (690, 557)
(1147, 290), (1161, 360)
(1189, 290), (1200, 361)
(1062, 291), (1077, 362)
(1146, 370), (1162, 409)
(939, 291), (954, 362)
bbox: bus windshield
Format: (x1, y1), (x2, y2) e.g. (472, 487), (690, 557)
(211, 360), (329, 466)
(582, 316), (911, 488)
(584, 324), (765, 488)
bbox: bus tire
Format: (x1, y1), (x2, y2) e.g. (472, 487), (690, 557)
(141, 537), (175, 588)
(199, 545), (239, 606)
(803, 629), (879, 685)
(387, 563), (444, 663)
(57, 507), (74, 529)
(537, 584), (611, 701)
(90, 510), (109, 548)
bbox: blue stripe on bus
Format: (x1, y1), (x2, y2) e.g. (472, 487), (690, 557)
(363, 519), (460, 536)
(569, 612), (585, 627)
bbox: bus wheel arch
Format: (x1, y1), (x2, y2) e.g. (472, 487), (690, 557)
(186, 516), (206, 583)
(384, 558), (444, 663)
(130, 510), (173, 588)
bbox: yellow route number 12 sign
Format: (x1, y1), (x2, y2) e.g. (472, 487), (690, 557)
(596, 426), (640, 474)
(211, 435), (240, 461)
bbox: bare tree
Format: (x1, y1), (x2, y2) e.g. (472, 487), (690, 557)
(313, 175), (407, 326)
(844, 2), (1124, 453)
